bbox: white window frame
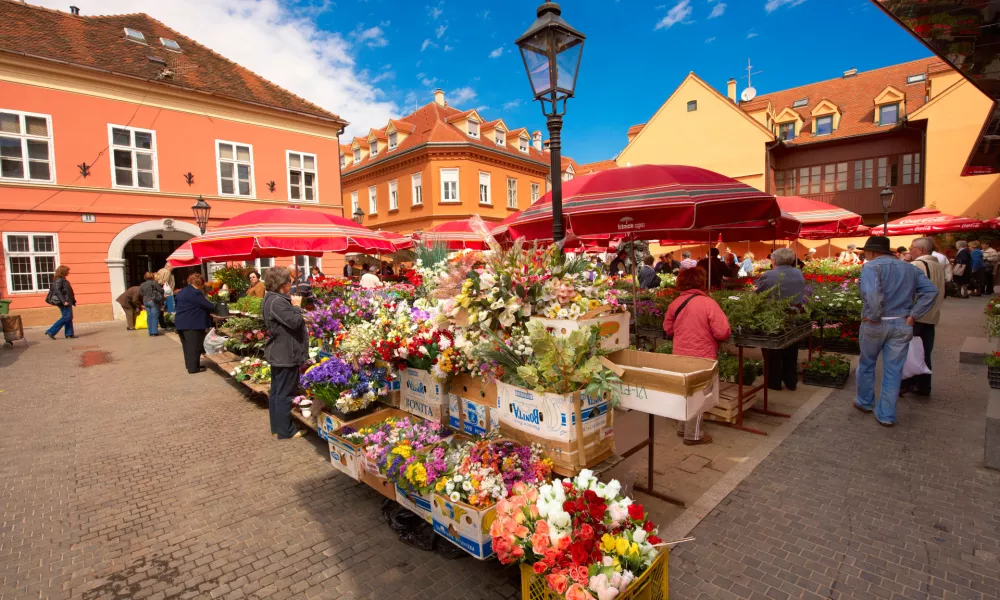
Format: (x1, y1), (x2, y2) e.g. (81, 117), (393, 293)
(531, 182), (540, 203)
(3, 232), (59, 295)
(295, 255), (321, 271)
(0, 110), (56, 184)
(215, 139), (255, 198)
(286, 150), (318, 204)
(479, 171), (492, 205)
(340, 154), (346, 169)
(519, 136), (529, 153)
(495, 130), (506, 147)
(507, 177), (518, 209)
(388, 131), (398, 150)
(878, 103), (899, 127)
(411, 172), (423, 206)
(351, 190), (359, 215)
(354, 147), (361, 162)
(245, 257), (274, 273)
(108, 124), (158, 191)
(903, 153), (921, 185)
(440, 168), (460, 203)
(370, 140), (379, 157)
(467, 119), (480, 139)
(814, 115), (833, 136)
(368, 185), (377, 215)
(389, 179), (399, 210)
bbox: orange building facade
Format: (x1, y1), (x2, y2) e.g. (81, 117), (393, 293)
(340, 90), (549, 235)
(0, 2), (347, 326)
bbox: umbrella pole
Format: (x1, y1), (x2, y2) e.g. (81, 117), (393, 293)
(827, 239), (831, 258)
(630, 233), (639, 323)
(707, 231), (712, 292)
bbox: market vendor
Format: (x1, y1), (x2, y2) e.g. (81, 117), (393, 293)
(262, 266), (308, 440)
(246, 270), (265, 298)
(754, 247), (805, 392)
(696, 248), (734, 289)
(662, 266), (731, 446)
(608, 250), (630, 276)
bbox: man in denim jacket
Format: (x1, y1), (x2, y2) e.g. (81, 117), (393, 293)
(855, 236), (938, 426)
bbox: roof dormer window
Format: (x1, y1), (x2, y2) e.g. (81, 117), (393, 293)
(468, 119), (479, 139)
(496, 130), (505, 147)
(879, 103), (899, 126)
(340, 154), (346, 168)
(815, 115), (833, 136)
(354, 148), (361, 162)
(370, 140), (379, 156)
(778, 122), (795, 141)
(388, 131), (398, 150)
(519, 136), (529, 153)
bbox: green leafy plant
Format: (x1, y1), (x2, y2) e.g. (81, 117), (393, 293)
(712, 287), (806, 336)
(233, 295), (263, 315)
(655, 340), (673, 354)
(212, 265), (254, 298)
(801, 353), (851, 378)
(223, 316), (263, 335)
(984, 351), (1000, 367)
(718, 352), (763, 385)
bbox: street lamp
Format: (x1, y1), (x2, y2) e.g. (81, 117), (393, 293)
(191, 195), (211, 234)
(516, 1), (585, 247)
(352, 206), (364, 225)
(879, 186), (895, 236)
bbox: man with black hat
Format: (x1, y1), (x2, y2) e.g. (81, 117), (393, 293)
(855, 236), (938, 427)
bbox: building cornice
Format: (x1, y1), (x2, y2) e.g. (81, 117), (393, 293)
(342, 141), (550, 179)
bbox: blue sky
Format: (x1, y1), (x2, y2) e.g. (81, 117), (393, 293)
(316, 0), (932, 163)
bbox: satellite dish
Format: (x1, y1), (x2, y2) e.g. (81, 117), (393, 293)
(740, 87), (757, 102)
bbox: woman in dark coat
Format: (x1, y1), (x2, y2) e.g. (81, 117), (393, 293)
(174, 273), (216, 373)
(45, 265), (76, 339)
(262, 266), (308, 439)
(953, 240), (972, 298)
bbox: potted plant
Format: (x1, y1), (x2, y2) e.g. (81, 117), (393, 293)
(801, 353), (851, 389)
(718, 352), (763, 386)
(293, 395), (313, 418)
(985, 298), (1000, 340)
(986, 352), (1000, 390)
(713, 288), (811, 349)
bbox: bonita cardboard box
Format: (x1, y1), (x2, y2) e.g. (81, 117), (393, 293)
(431, 494), (496, 559)
(448, 374), (499, 436)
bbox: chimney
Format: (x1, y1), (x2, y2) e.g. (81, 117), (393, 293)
(843, 68), (857, 79)
(433, 88), (445, 107)
(727, 78), (737, 102)
(543, 139), (551, 151)
(532, 131), (542, 152)
(69, 5), (80, 15)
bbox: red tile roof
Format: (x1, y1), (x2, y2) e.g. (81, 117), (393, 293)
(576, 160), (618, 175)
(0, 0), (345, 124)
(389, 119), (416, 134)
(627, 123), (646, 137)
(740, 57), (944, 146)
(342, 101), (548, 174)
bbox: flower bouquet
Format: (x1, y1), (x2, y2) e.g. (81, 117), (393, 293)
(434, 438), (552, 507)
(491, 469), (665, 600)
(230, 357), (270, 384)
(342, 416), (448, 484)
(299, 356), (389, 418)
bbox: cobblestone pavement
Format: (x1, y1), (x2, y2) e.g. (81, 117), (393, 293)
(0, 325), (519, 600)
(670, 297), (1000, 600)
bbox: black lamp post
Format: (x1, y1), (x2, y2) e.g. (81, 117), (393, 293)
(516, 2), (585, 248)
(352, 206), (364, 225)
(879, 186), (895, 236)
(191, 195), (211, 234)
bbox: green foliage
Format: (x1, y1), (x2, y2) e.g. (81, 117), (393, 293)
(655, 340), (673, 354)
(233, 295), (263, 315)
(801, 353), (851, 377)
(985, 352), (1000, 368)
(224, 316), (263, 334)
(718, 352), (763, 385)
(712, 287), (805, 336)
(212, 265), (254, 297)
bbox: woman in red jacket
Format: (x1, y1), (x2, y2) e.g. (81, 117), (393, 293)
(663, 267), (731, 445)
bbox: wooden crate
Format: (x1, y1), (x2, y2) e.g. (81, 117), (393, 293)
(703, 382), (758, 423)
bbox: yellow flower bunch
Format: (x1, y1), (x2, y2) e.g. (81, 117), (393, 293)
(391, 443), (413, 459)
(404, 461), (428, 485)
(600, 534), (640, 560)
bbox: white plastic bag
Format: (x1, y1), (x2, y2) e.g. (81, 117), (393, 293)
(203, 327), (228, 355)
(901, 336), (931, 379)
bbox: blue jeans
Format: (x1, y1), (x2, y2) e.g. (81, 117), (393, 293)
(164, 294), (175, 314)
(856, 319), (913, 424)
(144, 301), (160, 336)
(46, 305), (74, 337)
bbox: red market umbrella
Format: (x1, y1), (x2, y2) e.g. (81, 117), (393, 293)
(778, 196), (864, 240)
(421, 218), (497, 250)
(166, 240), (200, 267)
(871, 207), (987, 236)
(503, 164), (779, 241)
(986, 217), (1000, 229)
(377, 230), (414, 250)
(190, 208), (405, 261)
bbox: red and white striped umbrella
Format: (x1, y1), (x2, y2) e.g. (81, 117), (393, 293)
(166, 240), (200, 267)
(871, 207), (987, 236)
(420, 218), (497, 250)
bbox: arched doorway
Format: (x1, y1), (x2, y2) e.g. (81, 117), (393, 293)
(106, 219), (201, 318)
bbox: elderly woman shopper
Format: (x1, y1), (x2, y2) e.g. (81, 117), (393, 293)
(139, 271), (165, 337)
(838, 244), (860, 264)
(44, 265), (77, 339)
(970, 240), (985, 297)
(174, 273), (216, 373)
(663, 267), (731, 445)
(953, 240), (972, 298)
(755, 248), (806, 391)
(116, 285), (143, 330)
(245, 270), (265, 298)
(155, 265), (175, 313)
(262, 267), (308, 439)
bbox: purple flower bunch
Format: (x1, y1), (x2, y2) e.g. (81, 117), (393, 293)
(306, 298), (349, 339)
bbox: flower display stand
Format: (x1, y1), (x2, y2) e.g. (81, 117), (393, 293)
(519, 548), (668, 600)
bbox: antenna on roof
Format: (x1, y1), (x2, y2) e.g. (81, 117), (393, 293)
(740, 57), (762, 104)
(743, 58), (762, 91)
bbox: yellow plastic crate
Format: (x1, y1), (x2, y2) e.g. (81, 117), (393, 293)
(519, 549), (669, 600)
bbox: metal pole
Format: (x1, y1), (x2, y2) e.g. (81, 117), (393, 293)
(547, 114), (565, 249)
(883, 206), (889, 237)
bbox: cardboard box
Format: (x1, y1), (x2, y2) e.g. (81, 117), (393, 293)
(604, 349), (719, 421)
(395, 486), (433, 522)
(402, 395), (449, 424)
(399, 368), (449, 405)
(316, 411), (347, 443)
(534, 307), (631, 352)
(448, 374), (499, 436)
(431, 494), (496, 560)
(328, 407), (410, 481)
(359, 466), (396, 501)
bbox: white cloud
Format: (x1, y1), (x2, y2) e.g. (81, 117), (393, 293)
(435, 24), (448, 39)
(449, 87), (477, 106)
(37, 0), (397, 139)
(708, 2), (726, 18)
(420, 75), (438, 87)
(655, 0), (693, 30)
(488, 46), (504, 58)
(370, 70), (394, 84)
(503, 99), (521, 110)
(429, 5), (443, 19)
(443, 45), (454, 52)
(421, 38), (438, 51)
(351, 24), (388, 49)
(474, 105), (489, 113)
(705, 36), (716, 43)
(765, 0), (806, 13)
(482, 9), (490, 19)
(746, 31), (759, 38)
